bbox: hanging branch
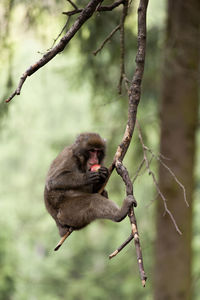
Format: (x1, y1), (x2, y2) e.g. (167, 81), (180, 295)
(5, 0), (103, 103)
(99, 0), (149, 186)
(136, 121), (182, 235)
(113, 0), (149, 164)
(99, 0), (149, 287)
(118, 0), (128, 94)
(110, 116), (189, 261)
(116, 162), (147, 286)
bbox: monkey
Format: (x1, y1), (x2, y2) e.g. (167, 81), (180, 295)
(44, 132), (135, 237)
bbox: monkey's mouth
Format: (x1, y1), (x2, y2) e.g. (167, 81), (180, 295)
(90, 164), (101, 172)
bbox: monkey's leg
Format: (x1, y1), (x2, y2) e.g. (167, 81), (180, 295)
(57, 195), (92, 229)
(57, 193), (134, 229)
(88, 194), (135, 223)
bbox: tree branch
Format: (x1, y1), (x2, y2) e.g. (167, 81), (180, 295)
(109, 232), (133, 258)
(62, 0), (125, 16)
(100, 0), (149, 287)
(118, 0), (128, 94)
(99, 0), (148, 188)
(136, 120), (182, 235)
(93, 25), (120, 56)
(67, 0), (78, 10)
(115, 161), (147, 287)
(5, 0), (103, 103)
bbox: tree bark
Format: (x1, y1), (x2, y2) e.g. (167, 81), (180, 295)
(154, 0), (200, 299)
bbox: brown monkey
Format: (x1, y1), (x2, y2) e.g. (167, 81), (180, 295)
(44, 133), (135, 237)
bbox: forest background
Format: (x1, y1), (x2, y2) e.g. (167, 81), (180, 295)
(0, 0), (199, 299)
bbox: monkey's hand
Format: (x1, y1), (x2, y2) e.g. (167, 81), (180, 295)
(98, 166), (109, 183)
(86, 171), (102, 185)
(91, 167), (109, 193)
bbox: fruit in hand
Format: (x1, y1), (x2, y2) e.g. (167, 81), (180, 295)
(90, 164), (101, 172)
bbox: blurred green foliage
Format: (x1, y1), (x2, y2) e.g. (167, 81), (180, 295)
(0, 0), (199, 299)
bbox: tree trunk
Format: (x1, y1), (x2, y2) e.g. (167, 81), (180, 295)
(154, 1), (200, 299)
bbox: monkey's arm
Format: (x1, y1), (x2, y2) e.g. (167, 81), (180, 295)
(46, 170), (101, 191)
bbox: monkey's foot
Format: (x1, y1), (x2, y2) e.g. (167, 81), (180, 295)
(126, 195), (137, 207)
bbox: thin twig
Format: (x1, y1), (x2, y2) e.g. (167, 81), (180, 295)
(98, 0), (125, 11)
(132, 158), (145, 183)
(150, 170), (182, 234)
(123, 73), (131, 90)
(63, 8), (82, 16)
(156, 156), (188, 207)
(136, 120), (182, 235)
(47, 17), (71, 51)
(5, 0), (103, 103)
(118, 0), (128, 94)
(109, 233), (133, 258)
(67, 0), (78, 10)
(144, 147), (188, 207)
(93, 25), (120, 56)
(63, 0), (125, 16)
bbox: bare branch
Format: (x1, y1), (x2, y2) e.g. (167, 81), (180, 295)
(113, 0), (149, 163)
(143, 147), (188, 207)
(54, 227), (73, 251)
(109, 233), (133, 258)
(93, 25), (120, 56)
(150, 170), (182, 235)
(67, 0), (78, 10)
(136, 120), (182, 235)
(132, 158), (145, 183)
(99, 0), (126, 11)
(98, 1), (149, 286)
(115, 160), (147, 286)
(47, 17), (71, 51)
(156, 156), (189, 207)
(63, 0), (125, 16)
(63, 8), (82, 16)
(5, 0), (103, 103)
(118, 0), (128, 94)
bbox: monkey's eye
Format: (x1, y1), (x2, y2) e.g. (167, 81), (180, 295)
(88, 149), (103, 160)
(89, 149), (96, 153)
(98, 150), (104, 159)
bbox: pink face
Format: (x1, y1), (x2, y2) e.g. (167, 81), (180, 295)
(87, 149), (101, 170)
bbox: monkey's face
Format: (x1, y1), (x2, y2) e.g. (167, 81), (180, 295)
(86, 148), (103, 170)
(73, 133), (106, 171)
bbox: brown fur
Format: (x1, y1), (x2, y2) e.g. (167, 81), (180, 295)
(44, 133), (134, 236)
